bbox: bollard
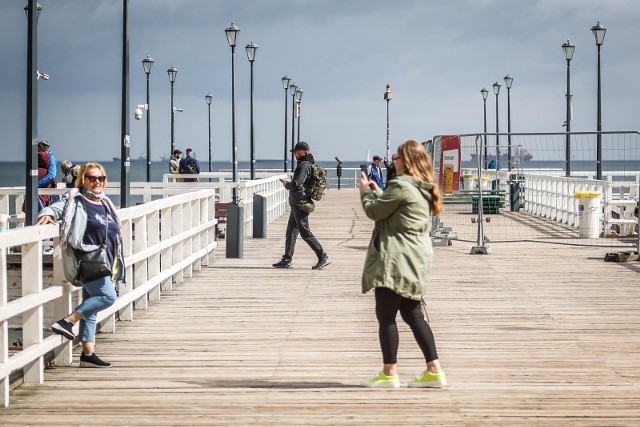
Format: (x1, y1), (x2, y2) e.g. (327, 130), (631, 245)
(509, 182), (520, 212)
(226, 202), (244, 258)
(253, 194), (267, 238)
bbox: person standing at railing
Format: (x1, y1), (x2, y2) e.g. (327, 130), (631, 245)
(36, 162), (125, 368)
(367, 155), (385, 189)
(359, 140), (447, 388)
(179, 148), (201, 183)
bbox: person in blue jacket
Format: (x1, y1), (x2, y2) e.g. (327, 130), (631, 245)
(368, 155), (385, 189)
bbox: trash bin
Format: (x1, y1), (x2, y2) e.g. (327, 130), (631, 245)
(462, 174), (474, 191)
(575, 191), (602, 238)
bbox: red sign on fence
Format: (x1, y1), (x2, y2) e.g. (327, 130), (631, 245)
(438, 135), (461, 194)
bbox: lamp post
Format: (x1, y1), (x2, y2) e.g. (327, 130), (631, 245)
(481, 88), (489, 169)
(504, 74), (513, 171)
(246, 40), (258, 180)
(120, 0), (131, 208)
(562, 40), (575, 177)
(591, 21), (606, 180)
(281, 75), (291, 171)
(225, 23), (240, 203)
(205, 93), (213, 172)
(24, 1), (42, 225)
(295, 87), (303, 145)
(493, 81), (501, 171)
(384, 84), (392, 161)
(167, 66), (177, 157)
(289, 82), (297, 169)
(142, 56), (154, 182)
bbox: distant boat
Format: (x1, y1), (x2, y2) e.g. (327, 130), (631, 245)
(470, 150), (533, 162)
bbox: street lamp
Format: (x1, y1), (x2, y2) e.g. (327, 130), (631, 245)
(493, 81), (501, 171)
(246, 40), (258, 180)
(504, 74), (513, 171)
(24, 1), (43, 225)
(205, 93), (213, 172)
(591, 21), (606, 180)
(167, 66), (178, 157)
(289, 82), (297, 169)
(281, 75), (291, 172)
(225, 22), (240, 202)
(562, 40), (575, 177)
(384, 84), (392, 161)
(295, 87), (303, 145)
(142, 56), (154, 182)
(481, 88), (489, 169)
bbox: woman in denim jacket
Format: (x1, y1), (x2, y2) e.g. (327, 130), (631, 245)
(38, 163), (124, 368)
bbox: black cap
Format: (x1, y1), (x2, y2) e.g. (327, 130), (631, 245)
(372, 155), (382, 161)
(173, 149), (182, 155)
(290, 141), (310, 152)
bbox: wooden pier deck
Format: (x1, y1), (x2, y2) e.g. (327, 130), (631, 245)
(2, 189), (640, 426)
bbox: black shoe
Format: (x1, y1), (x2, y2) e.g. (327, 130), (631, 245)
(312, 256), (332, 270)
(79, 352), (112, 368)
(272, 258), (292, 268)
(51, 319), (75, 340)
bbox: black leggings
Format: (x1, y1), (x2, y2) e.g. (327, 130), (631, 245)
(375, 287), (438, 364)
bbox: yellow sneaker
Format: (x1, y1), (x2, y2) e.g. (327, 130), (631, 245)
(360, 371), (400, 388)
(408, 370), (447, 388)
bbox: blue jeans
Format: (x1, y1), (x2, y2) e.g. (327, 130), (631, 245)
(76, 276), (117, 343)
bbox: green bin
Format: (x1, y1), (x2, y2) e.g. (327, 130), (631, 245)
(471, 195), (501, 214)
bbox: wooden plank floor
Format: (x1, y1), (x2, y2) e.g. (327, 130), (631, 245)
(3, 189), (640, 426)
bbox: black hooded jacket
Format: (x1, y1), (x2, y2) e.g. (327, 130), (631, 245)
(286, 153), (315, 206)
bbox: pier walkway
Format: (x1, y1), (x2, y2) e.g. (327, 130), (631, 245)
(2, 189), (640, 426)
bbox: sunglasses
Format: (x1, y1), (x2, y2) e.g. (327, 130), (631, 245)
(392, 155), (400, 161)
(85, 175), (106, 183)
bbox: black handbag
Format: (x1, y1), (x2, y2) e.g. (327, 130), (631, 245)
(75, 206), (112, 282)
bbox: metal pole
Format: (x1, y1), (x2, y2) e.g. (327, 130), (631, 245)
(283, 87), (288, 172)
(296, 102), (301, 145)
(483, 99), (487, 170)
(507, 87), (511, 171)
(120, 0), (130, 208)
(25, 0), (38, 226)
(208, 101), (212, 172)
(495, 93), (500, 171)
(386, 99), (390, 161)
(249, 60), (255, 180)
(596, 44), (602, 180)
(290, 92), (296, 169)
(231, 45), (237, 203)
(145, 71), (151, 182)
(170, 81), (175, 156)
(566, 58), (572, 177)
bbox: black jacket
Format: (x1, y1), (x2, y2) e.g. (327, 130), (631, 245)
(286, 153), (315, 206)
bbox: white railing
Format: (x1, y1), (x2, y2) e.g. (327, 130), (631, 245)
(0, 189), (218, 407)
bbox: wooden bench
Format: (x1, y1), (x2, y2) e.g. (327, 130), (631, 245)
(442, 190), (507, 214)
(215, 202), (228, 238)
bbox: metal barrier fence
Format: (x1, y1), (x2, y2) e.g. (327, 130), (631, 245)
(429, 132), (639, 249)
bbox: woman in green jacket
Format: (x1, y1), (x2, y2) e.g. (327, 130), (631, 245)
(359, 140), (446, 388)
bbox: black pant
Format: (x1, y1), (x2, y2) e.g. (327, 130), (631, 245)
(375, 287), (438, 364)
(283, 205), (324, 260)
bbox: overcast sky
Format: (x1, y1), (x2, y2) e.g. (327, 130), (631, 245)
(1, 0), (639, 163)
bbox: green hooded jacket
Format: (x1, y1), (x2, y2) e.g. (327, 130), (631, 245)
(360, 175), (435, 300)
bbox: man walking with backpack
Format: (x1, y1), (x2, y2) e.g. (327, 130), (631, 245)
(272, 141), (331, 270)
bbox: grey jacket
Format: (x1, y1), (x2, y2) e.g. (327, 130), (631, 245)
(38, 189), (125, 286)
(360, 175), (435, 300)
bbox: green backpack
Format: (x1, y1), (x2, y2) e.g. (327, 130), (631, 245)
(303, 162), (327, 201)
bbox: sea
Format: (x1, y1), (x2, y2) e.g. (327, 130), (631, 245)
(2, 159), (639, 188)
